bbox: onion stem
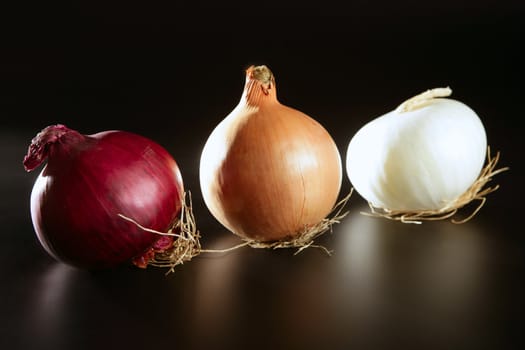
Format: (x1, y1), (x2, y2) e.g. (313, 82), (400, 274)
(396, 87), (452, 113)
(249, 65), (274, 95)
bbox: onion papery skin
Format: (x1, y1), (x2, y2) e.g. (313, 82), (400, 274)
(199, 65), (342, 242)
(24, 125), (184, 268)
(346, 97), (487, 211)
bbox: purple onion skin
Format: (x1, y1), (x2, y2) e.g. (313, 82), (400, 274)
(24, 125), (184, 269)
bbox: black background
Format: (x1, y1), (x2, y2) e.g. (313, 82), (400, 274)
(1, 1), (523, 349)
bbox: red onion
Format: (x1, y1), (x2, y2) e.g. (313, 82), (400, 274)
(24, 124), (184, 268)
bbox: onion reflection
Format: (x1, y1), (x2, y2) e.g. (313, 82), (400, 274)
(190, 232), (341, 348)
(332, 202), (491, 341)
(334, 206), (385, 320)
(190, 232), (242, 342)
(26, 263), (78, 348)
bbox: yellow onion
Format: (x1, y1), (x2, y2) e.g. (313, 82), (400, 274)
(199, 65), (342, 242)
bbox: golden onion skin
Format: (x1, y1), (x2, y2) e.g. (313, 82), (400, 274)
(200, 65), (342, 242)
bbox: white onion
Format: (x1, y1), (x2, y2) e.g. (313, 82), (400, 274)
(346, 88), (488, 213)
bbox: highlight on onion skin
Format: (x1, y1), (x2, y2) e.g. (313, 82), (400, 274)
(24, 124), (184, 269)
(199, 65), (343, 243)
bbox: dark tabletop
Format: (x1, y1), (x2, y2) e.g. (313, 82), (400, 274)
(1, 2), (523, 349)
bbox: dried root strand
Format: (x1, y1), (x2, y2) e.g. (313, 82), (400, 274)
(363, 147), (509, 224)
(148, 192), (201, 274)
(122, 190), (353, 272)
(239, 189), (353, 256)
(119, 191), (202, 274)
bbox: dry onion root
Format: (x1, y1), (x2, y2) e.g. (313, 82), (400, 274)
(119, 191), (202, 274)
(121, 190), (352, 273)
(363, 149), (508, 224)
(197, 190), (353, 256)
(239, 189), (353, 255)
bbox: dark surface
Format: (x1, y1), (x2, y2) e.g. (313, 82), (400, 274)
(1, 2), (523, 349)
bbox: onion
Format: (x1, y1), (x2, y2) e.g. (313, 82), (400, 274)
(24, 124), (185, 268)
(199, 65), (344, 245)
(346, 88), (507, 223)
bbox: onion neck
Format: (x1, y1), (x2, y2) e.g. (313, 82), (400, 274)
(23, 124), (88, 172)
(241, 65), (278, 107)
(396, 87), (452, 113)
